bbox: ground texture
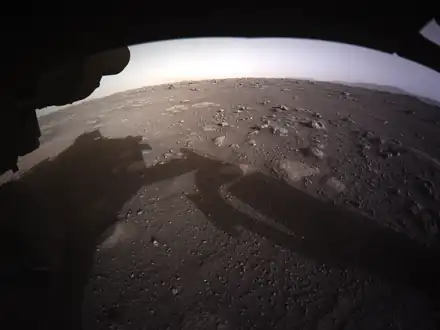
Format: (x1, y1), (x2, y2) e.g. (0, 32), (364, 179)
(1, 78), (440, 329)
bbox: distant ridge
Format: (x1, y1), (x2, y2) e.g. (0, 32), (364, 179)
(38, 78), (440, 117)
(332, 81), (440, 108)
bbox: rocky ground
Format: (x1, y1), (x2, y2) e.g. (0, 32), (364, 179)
(1, 78), (440, 329)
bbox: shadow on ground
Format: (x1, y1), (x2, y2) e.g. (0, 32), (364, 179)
(183, 151), (440, 297)
(0, 130), (439, 329)
(0, 130), (150, 329)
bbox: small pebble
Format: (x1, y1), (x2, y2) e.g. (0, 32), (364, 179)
(311, 120), (326, 130)
(310, 147), (325, 159)
(214, 136), (226, 147)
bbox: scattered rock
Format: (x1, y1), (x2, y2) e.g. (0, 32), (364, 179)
(203, 125), (218, 132)
(314, 142), (326, 150)
(363, 131), (375, 140)
(301, 146), (325, 159)
(248, 129), (260, 136)
(342, 116), (356, 124)
(390, 139), (402, 146)
(237, 105), (251, 111)
(297, 117), (311, 126)
(295, 107), (311, 113)
(379, 144), (403, 158)
(171, 287), (180, 295)
(309, 147), (325, 159)
(357, 136), (370, 148)
(408, 201), (424, 216)
(163, 152), (174, 159)
(214, 136), (226, 147)
(388, 187), (402, 196)
(248, 140), (257, 146)
(274, 159), (320, 182)
(272, 104), (289, 112)
(420, 180), (435, 197)
(229, 144), (240, 149)
(326, 177), (346, 193)
(258, 99), (271, 105)
(310, 120), (326, 130)
(151, 237), (160, 247)
(166, 104), (188, 112)
(192, 102), (220, 108)
(378, 150), (391, 159)
(219, 121), (229, 127)
(271, 126), (288, 136)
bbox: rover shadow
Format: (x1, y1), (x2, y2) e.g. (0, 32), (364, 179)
(0, 130), (151, 329)
(181, 149), (440, 301)
(0, 137), (439, 329)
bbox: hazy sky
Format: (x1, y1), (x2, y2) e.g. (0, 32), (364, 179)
(40, 22), (440, 116)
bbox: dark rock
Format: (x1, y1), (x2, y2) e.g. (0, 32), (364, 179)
(271, 126), (288, 136)
(310, 120), (326, 130)
(408, 201), (423, 216)
(272, 104), (289, 112)
(214, 136), (226, 147)
(420, 180), (435, 197)
(363, 131), (375, 140)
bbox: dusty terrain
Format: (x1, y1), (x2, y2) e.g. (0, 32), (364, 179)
(1, 78), (440, 329)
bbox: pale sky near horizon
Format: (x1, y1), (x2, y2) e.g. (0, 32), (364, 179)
(39, 20), (440, 116)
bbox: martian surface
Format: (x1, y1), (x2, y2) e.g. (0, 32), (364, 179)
(1, 78), (440, 329)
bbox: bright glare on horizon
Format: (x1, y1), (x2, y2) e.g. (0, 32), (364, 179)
(40, 36), (440, 116)
(93, 37), (440, 101)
